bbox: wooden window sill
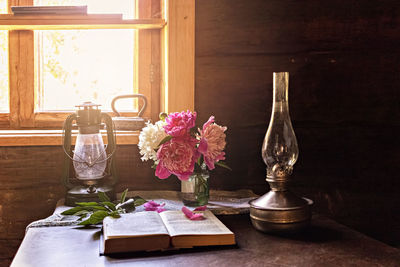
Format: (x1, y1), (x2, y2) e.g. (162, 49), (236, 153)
(0, 14), (166, 30)
(0, 130), (139, 146)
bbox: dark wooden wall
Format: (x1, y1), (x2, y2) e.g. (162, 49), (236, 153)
(194, 0), (400, 247)
(1, 0), (400, 264)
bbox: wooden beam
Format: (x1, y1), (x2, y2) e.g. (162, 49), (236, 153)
(0, 130), (139, 146)
(137, 0), (161, 122)
(0, 15), (165, 30)
(162, 0), (195, 113)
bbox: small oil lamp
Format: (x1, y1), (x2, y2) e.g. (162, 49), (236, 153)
(249, 72), (313, 232)
(62, 102), (118, 206)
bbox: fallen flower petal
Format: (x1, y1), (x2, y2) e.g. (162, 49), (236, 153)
(156, 207), (166, 213)
(182, 206), (205, 220)
(144, 201), (165, 212)
(189, 213), (205, 220)
(193, 205), (207, 211)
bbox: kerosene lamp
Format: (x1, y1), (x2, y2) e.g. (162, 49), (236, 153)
(62, 102), (118, 206)
(249, 72), (313, 232)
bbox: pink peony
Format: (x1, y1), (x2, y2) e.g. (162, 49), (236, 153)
(164, 111), (197, 137)
(155, 137), (199, 181)
(198, 116), (227, 170)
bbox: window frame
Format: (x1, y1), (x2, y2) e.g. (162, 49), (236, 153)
(0, 0), (195, 146)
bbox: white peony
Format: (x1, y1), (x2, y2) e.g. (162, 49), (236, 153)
(138, 120), (168, 162)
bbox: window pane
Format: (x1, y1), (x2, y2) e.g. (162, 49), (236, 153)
(34, 0), (136, 111)
(0, 0), (8, 112)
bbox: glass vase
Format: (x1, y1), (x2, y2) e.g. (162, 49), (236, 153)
(181, 166), (209, 207)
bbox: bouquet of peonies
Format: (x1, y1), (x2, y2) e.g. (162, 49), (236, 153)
(138, 111), (229, 181)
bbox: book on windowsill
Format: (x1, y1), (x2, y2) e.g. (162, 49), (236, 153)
(11, 5), (87, 15)
(101, 210), (236, 254)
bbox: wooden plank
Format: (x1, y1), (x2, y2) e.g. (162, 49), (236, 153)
(137, 1), (153, 120)
(0, 239), (21, 267)
(195, 0), (400, 56)
(0, 16), (165, 30)
(150, 28), (161, 122)
(0, 14), (123, 19)
(150, 0), (161, 122)
(9, 30), (21, 128)
(0, 130), (139, 146)
(0, 187), (63, 239)
(33, 112), (140, 129)
(18, 30), (34, 127)
(160, 0), (167, 114)
(9, 30), (35, 128)
(137, 0), (161, 121)
(162, 0), (195, 113)
(0, 114), (10, 128)
(8, 1), (35, 128)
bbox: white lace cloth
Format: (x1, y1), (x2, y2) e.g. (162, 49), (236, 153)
(26, 190), (258, 230)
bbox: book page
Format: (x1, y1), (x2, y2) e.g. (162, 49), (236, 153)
(103, 211), (169, 239)
(159, 210), (234, 237)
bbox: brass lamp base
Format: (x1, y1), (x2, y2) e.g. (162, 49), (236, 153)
(65, 185), (115, 206)
(249, 190), (313, 233)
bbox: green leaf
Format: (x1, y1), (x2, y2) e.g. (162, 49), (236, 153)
(120, 188), (128, 204)
(61, 206), (86, 215)
(64, 205), (107, 214)
(76, 202), (99, 207)
(101, 201), (116, 211)
(109, 210), (121, 218)
(197, 155), (204, 166)
(61, 189), (146, 225)
(75, 210), (90, 221)
(98, 191), (110, 202)
(78, 211), (109, 225)
(157, 135), (172, 147)
(133, 197), (147, 207)
(93, 206), (108, 211)
(73, 210), (90, 216)
(215, 161), (232, 171)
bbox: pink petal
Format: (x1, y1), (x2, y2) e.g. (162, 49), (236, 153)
(204, 156), (216, 170)
(176, 173), (190, 181)
(155, 163), (171, 179)
(198, 138), (208, 154)
(145, 200), (158, 206)
(156, 207), (166, 213)
(181, 206), (205, 220)
(144, 201), (165, 211)
(194, 205), (207, 211)
(202, 116), (215, 131)
(182, 206), (193, 217)
(189, 213), (205, 220)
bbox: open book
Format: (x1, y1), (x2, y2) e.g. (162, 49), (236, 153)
(102, 210), (235, 254)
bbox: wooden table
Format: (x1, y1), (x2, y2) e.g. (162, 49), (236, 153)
(11, 214), (400, 266)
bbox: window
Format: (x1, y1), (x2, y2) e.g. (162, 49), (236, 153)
(0, 0), (194, 145)
(0, 0), (161, 129)
(35, 0), (135, 112)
